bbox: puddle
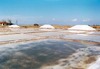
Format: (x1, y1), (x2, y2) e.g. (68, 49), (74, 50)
(0, 39), (89, 69)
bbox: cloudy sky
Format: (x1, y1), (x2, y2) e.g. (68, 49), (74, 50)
(0, 0), (100, 25)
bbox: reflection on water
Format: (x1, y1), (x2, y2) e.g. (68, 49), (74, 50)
(0, 39), (86, 69)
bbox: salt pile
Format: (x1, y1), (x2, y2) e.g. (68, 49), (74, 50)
(8, 25), (20, 28)
(40, 24), (55, 31)
(68, 25), (96, 31)
(68, 25), (96, 33)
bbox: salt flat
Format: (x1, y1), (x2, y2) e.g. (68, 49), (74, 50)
(0, 28), (100, 69)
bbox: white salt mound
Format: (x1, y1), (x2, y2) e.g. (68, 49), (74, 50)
(40, 24), (55, 29)
(8, 25), (20, 28)
(68, 25), (96, 31)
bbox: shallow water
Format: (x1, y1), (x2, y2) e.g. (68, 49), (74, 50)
(0, 39), (87, 69)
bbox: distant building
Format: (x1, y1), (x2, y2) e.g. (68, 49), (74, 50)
(0, 21), (13, 26)
(0, 22), (8, 26)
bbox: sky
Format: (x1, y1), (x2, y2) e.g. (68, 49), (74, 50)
(0, 0), (100, 25)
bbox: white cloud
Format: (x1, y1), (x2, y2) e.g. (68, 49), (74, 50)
(72, 18), (78, 22)
(52, 18), (56, 21)
(82, 19), (90, 22)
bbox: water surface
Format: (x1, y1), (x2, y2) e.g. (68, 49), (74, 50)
(0, 39), (86, 69)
